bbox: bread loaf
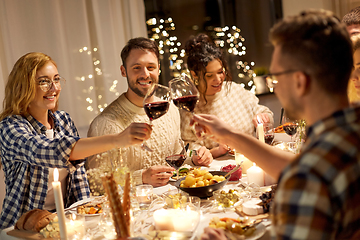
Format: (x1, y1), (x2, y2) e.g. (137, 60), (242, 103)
(15, 209), (56, 232)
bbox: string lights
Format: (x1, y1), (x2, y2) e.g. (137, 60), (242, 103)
(78, 46), (119, 113)
(146, 17), (257, 93)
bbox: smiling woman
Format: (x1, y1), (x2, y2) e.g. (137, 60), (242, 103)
(179, 34), (274, 159)
(0, 52), (152, 229)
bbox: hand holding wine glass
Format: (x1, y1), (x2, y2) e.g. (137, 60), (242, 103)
(142, 83), (171, 152)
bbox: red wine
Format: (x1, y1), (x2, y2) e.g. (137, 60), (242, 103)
(172, 95), (199, 112)
(165, 154), (186, 170)
(265, 134), (274, 145)
(283, 124), (297, 136)
(144, 101), (169, 121)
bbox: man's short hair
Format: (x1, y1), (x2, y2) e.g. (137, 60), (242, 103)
(342, 6), (360, 26)
(121, 37), (159, 68)
(269, 9), (353, 95)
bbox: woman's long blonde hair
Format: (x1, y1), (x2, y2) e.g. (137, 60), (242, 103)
(348, 35), (360, 104)
(0, 52), (58, 121)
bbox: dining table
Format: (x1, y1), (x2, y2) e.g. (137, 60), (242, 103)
(1, 153), (277, 240)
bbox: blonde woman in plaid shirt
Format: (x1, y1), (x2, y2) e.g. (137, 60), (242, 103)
(0, 52), (151, 229)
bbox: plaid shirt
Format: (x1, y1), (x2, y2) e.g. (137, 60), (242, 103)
(271, 106), (360, 239)
(0, 111), (90, 229)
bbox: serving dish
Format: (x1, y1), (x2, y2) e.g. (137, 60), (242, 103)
(174, 171), (229, 198)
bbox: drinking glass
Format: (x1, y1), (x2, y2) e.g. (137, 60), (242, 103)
(142, 83), (171, 152)
(165, 139), (186, 180)
(168, 74), (199, 114)
(256, 122), (275, 145)
(281, 116), (298, 142)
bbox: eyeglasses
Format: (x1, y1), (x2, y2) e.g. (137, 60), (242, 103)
(264, 70), (298, 89)
(37, 76), (66, 92)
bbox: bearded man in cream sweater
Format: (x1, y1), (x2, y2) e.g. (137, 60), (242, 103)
(87, 37), (212, 187)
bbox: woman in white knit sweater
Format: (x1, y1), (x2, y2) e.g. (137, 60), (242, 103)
(182, 34), (274, 158)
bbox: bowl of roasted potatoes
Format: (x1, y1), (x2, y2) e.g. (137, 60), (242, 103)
(174, 169), (229, 198)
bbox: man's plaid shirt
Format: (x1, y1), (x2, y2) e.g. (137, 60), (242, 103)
(0, 110), (90, 229)
(271, 106), (360, 239)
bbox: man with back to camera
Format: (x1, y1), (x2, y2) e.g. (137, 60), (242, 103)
(87, 37), (212, 187)
(196, 9), (360, 239)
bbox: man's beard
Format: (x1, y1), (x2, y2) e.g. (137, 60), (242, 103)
(127, 76), (158, 98)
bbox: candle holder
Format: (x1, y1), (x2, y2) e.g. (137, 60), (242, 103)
(135, 184), (153, 210)
(40, 213), (85, 240)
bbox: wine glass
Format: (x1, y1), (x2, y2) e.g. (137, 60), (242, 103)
(165, 139), (186, 180)
(257, 122), (275, 145)
(168, 74), (200, 114)
(281, 115), (298, 142)
(142, 83), (171, 152)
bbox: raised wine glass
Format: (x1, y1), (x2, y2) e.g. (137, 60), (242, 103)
(168, 74), (200, 114)
(142, 83), (171, 152)
(165, 139), (186, 180)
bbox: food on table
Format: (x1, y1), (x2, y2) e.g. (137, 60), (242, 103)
(15, 209), (56, 232)
(171, 167), (190, 179)
(163, 190), (188, 208)
(242, 199), (264, 215)
(221, 164), (242, 181)
(179, 168), (226, 188)
(77, 203), (103, 214)
(258, 185), (277, 213)
(208, 217), (257, 237)
(242, 185), (277, 215)
(102, 173), (130, 238)
(274, 122), (295, 133)
(214, 189), (241, 208)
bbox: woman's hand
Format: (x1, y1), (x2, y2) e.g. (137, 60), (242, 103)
(252, 113), (270, 127)
(116, 122), (152, 148)
(191, 146), (213, 166)
(142, 165), (175, 187)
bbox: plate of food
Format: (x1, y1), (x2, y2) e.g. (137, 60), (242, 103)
(67, 196), (105, 216)
(196, 212), (266, 240)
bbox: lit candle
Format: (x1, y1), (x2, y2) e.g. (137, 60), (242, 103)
(247, 163), (264, 187)
(236, 153), (253, 175)
(52, 168), (68, 240)
(153, 209), (200, 232)
(257, 123), (265, 143)
(66, 213), (85, 239)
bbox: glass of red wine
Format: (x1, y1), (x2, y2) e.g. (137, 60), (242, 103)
(168, 74), (200, 114)
(165, 139), (186, 180)
(281, 116), (298, 142)
(256, 122), (275, 145)
(142, 83), (171, 152)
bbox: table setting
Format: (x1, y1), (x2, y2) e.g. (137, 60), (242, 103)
(1, 121), (303, 240)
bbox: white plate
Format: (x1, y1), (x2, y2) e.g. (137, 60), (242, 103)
(67, 196), (105, 216)
(194, 212), (266, 240)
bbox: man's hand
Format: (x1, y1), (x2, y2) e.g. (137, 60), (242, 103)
(142, 165), (175, 187)
(201, 227), (227, 240)
(191, 146), (213, 166)
(117, 122), (152, 148)
(190, 114), (232, 145)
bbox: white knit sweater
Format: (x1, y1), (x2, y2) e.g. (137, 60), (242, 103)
(87, 93), (187, 185)
(180, 81), (274, 150)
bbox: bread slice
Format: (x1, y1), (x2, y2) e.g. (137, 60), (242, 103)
(15, 209), (55, 232)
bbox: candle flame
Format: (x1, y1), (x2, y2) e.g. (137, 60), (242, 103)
(257, 116), (262, 124)
(54, 168), (59, 181)
(253, 163), (256, 167)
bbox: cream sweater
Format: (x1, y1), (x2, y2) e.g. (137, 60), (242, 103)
(180, 81), (274, 150)
(87, 93), (187, 185)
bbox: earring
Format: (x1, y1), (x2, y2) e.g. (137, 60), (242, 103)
(194, 78), (199, 85)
